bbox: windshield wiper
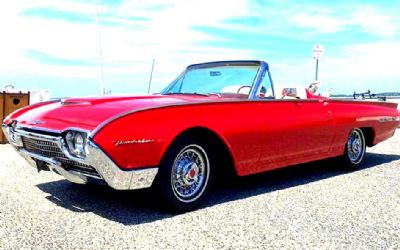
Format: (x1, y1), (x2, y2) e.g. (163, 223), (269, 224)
(164, 92), (210, 97)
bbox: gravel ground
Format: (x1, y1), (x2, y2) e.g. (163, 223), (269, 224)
(0, 130), (399, 249)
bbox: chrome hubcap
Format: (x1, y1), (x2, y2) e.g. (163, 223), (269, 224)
(347, 129), (364, 164)
(171, 145), (209, 202)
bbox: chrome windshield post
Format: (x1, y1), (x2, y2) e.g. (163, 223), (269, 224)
(248, 61), (271, 100)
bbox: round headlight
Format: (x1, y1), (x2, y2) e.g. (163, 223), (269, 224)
(66, 131), (74, 141)
(65, 131), (86, 157)
(73, 133), (85, 155)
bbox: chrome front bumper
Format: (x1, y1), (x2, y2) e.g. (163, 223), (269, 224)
(2, 124), (158, 190)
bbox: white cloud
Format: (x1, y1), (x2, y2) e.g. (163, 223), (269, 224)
(325, 42), (400, 80)
(1, 1), (400, 96)
(0, 0), (255, 91)
(268, 42), (400, 94)
(352, 6), (398, 37)
(292, 13), (347, 33)
(291, 5), (399, 37)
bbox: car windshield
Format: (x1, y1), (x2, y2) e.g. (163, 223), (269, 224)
(162, 64), (260, 97)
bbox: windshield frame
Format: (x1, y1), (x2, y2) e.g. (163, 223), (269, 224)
(160, 60), (269, 99)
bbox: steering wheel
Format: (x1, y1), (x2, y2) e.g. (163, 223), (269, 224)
(237, 85), (251, 94)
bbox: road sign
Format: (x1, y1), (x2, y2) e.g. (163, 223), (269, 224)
(313, 44), (324, 60)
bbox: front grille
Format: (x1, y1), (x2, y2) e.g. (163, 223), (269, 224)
(22, 137), (62, 157)
(21, 136), (100, 178)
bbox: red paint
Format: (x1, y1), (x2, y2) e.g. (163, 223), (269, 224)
(5, 94), (400, 177)
(189, 169), (196, 178)
(4, 95), (215, 131)
(305, 89), (327, 99)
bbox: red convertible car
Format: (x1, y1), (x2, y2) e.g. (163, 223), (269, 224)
(3, 60), (400, 211)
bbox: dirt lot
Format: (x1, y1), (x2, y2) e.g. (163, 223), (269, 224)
(0, 129), (399, 249)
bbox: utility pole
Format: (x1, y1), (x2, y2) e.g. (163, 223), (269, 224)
(96, 7), (105, 96)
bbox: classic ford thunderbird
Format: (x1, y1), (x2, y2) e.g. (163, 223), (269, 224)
(3, 60), (400, 211)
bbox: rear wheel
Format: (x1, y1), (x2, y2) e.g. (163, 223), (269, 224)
(342, 128), (366, 169)
(156, 138), (213, 211)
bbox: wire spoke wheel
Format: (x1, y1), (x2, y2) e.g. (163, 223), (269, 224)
(170, 145), (210, 203)
(346, 128), (366, 166)
(156, 137), (214, 211)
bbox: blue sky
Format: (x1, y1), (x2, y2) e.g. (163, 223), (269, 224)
(1, 0), (399, 98)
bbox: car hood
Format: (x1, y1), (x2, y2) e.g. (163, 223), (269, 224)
(9, 95), (218, 132)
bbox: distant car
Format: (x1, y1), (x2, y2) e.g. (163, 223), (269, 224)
(3, 60), (400, 211)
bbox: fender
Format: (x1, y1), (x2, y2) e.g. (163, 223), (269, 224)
(90, 101), (266, 171)
(3, 99), (61, 125)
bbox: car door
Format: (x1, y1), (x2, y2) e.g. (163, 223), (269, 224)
(257, 99), (334, 171)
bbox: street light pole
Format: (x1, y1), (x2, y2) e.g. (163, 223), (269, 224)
(315, 58), (319, 81)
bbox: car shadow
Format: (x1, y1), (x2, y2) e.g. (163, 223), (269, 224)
(36, 152), (400, 225)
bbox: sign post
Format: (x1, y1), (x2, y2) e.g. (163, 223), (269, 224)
(313, 44), (324, 81)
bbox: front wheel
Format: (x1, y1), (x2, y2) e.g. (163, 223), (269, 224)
(156, 138), (213, 211)
(342, 128), (366, 169)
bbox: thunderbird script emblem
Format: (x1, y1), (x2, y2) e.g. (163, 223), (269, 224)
(115, 139), (155, 147)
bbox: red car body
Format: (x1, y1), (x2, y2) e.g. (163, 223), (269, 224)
(3, 60), (400, 210)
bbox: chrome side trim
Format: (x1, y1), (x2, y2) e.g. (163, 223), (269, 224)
(2, 124), (159, 190)
(356, 116), (400, 123)
(379, 116), (400, 123)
